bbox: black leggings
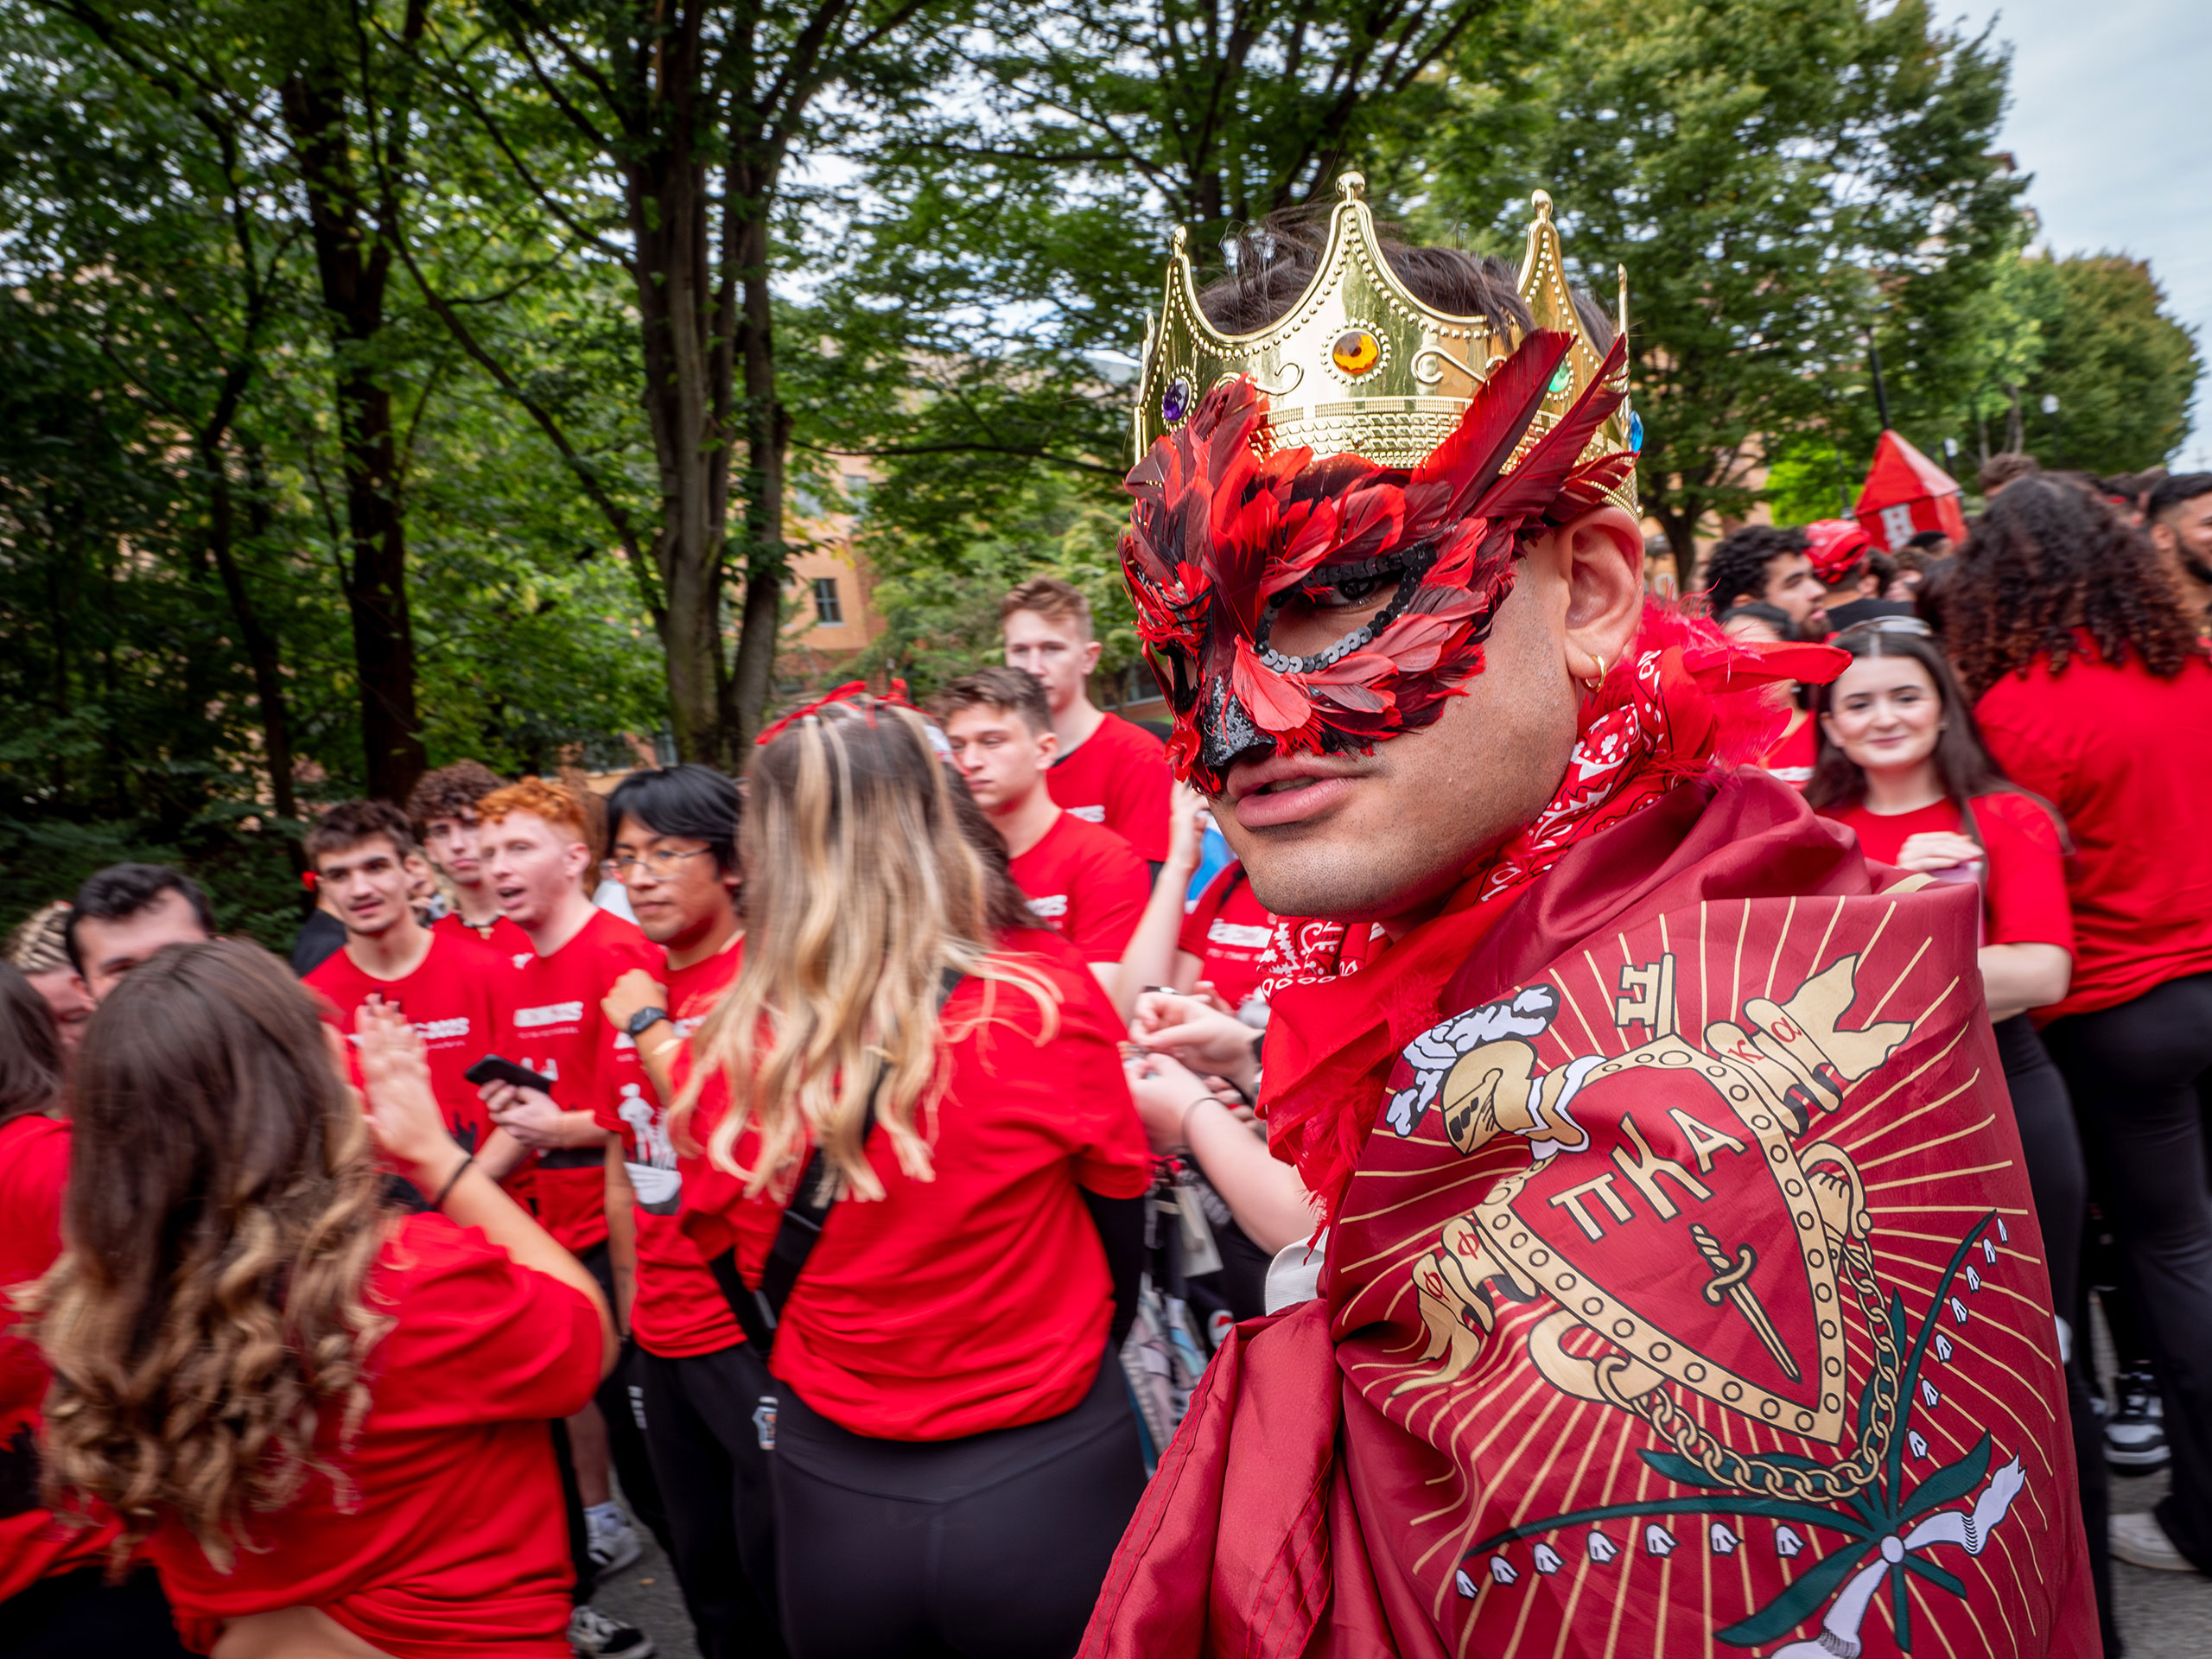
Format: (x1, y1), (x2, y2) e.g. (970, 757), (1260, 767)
(2045, 972), (2212, 1573)
(638, 1344), (786, 1659)
(772, 1351), (1146, 1659)
(1994, 1015), (2114, 1658)
(0, 1567), (191, 1659)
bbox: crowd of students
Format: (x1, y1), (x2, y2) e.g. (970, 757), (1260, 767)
(0, 576), (1330, 1659)
(5, 458), (2211, 1657)
(1697, 459), (2212, 1652)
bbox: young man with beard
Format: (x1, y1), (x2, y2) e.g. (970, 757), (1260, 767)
(593, 766), (785, 1659)
(938, 665), (1150, 1001)
(406, 759), (531, 952)
(302, 800), (524, 1185)
(1697, 524), (1827, 634)
(474, 777), (664, 1659)
(1080, 179), (2091, 1657)
(2145, 471), (2212, 628)
(1003, 576), (1175, 862)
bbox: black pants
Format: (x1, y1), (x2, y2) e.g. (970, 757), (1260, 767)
(2045, 972), (2212, 1574)
(772, 1351), (1146, 1659)
(0, 1567), (191, 1659)
(1995, 1015), (2116, 1657)
(554, 1243), (673, 1603)
(638, 1344), (786, 1659)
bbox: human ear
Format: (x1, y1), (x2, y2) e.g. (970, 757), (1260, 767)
(1556, 505), (1645, 687)
(1079, 639), (1103, 676)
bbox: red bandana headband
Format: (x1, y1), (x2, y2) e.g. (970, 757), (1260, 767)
(753, 679), (929, 747)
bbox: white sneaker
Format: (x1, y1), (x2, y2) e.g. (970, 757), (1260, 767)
(586, 1511), (642, 1576)
(569, 1603), (655, 1657)
(2109, 1510), (2196, 1573)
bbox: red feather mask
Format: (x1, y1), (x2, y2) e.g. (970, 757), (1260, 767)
(1120, 329), (1636, 792)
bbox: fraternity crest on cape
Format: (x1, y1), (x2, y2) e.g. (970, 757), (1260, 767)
(1393, 952), (1903, 1450)
(1376, 927), (2045, 1655)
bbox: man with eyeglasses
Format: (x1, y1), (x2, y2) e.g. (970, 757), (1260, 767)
(593, 766), (785, 1659)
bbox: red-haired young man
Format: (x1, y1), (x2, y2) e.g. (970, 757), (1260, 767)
(475, 776), (664, 1642)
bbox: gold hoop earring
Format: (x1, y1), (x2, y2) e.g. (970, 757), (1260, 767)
(1583, 653), (1607, 693)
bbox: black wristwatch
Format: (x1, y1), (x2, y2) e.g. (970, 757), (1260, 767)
(626, 1007), (671, 1039)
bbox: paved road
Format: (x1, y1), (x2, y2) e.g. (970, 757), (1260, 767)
(592, 1533), (698, 1659)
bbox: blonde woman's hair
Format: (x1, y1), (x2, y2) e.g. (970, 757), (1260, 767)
(22, 940), (393, 1570)
(676, 699), (1055, 1199)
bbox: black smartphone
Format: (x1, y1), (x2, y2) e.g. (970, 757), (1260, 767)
(462, 1054), (556, 1094)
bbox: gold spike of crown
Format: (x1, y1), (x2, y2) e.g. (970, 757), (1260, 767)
(1133, 172), (1640, 515)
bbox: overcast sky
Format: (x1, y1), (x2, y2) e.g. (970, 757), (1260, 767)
(1958, 0), (2212, 467)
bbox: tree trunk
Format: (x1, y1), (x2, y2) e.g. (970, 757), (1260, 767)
(625, 4), (734, 766)
(727, 178), (786, 752)
(201, 443), (299, 826)
(282, 57), (424, 804)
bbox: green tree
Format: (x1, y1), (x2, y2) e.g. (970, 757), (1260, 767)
(804, 0), (1510, 621)
(1414, 0), (2022, 560)
(0, 0), (669, 941)
(392, 0), (961, 764)
(45, 0), (462, 799)
(2016, 254), (2201, 474)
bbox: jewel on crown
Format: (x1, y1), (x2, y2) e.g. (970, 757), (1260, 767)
(1131, 172), (1640, 516)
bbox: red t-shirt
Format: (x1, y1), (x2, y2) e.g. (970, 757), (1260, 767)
(1047, 710), (1173, 862)
(308, 931), (507, 1158)
(1976, 646), (2212, 1020)
(1757, 710), (1816, 790)
(495, 908), (661, 1256)
(1821, 792), (2073, 954)
(677, 938), (1151, 1440)
(1007, 811), (1149, 964)
(148, 1213), (601, 1657)
(594, 940), (745, 1359)
(0, 1116), (120, 1600)
(435, 910), (532, 957)
(1177, 862), (1281, 1009)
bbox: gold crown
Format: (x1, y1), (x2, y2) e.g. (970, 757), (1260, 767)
(1132, 173), (1640, 515)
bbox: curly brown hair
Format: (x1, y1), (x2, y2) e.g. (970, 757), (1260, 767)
(1946, 474), (2202, 700)
(22, 940), (392, 1570)
(403, 760), (505, 836)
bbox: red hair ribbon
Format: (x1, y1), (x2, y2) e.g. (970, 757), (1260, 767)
(753, 678), (923, 747)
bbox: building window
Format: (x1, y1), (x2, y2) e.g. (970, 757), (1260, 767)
(812, 576), (844, 626)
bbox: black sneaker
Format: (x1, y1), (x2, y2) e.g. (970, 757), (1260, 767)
(2106, 1369), (2170, 1472)
(569, 1603), (654, 1658)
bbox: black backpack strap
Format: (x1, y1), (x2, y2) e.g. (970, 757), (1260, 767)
(708, 966), (966, 1357)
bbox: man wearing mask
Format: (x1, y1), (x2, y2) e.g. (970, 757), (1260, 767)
(1080, 177), (2091, 1658)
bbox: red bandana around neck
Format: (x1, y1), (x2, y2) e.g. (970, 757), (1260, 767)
(1262, 601), (1846, 1220)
